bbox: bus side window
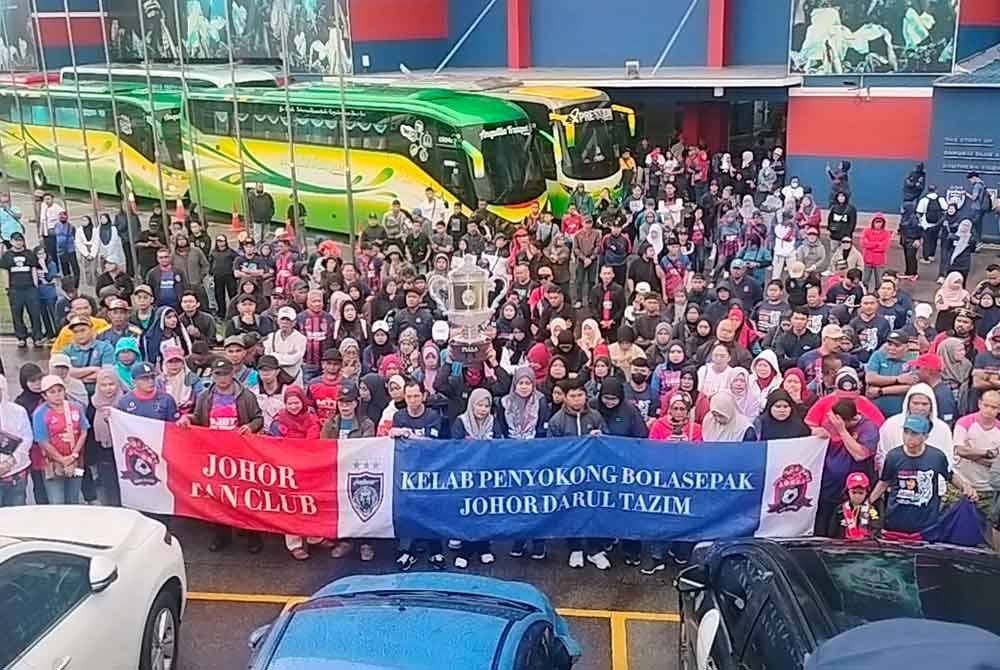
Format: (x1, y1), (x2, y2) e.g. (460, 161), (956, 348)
(0, 95), (9, 122)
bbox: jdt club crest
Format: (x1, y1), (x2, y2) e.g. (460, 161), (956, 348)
(348, 468), (384, 522)
(768, 464), (814, 514)
(120, 436), (161, 486)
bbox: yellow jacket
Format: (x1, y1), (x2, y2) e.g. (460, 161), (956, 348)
(51, 317), (111, 353)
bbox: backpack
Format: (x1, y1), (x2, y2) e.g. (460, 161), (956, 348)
(925, 196), (942, 225)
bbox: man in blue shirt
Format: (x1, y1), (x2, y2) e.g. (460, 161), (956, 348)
(865, 330), (917, 416)
(118, 362), (179, 423)
(62, 315), (115, 394)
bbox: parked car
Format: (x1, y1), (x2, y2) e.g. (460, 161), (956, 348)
(675, 538), (1000, 670)
(247, 573), (582, 669)
(0, 506), (186, 670)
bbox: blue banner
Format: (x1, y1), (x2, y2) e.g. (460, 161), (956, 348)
(392, 436), (825, 541)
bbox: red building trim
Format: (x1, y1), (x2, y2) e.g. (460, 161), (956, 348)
(35, 15), (105, 48)
(787, 96), (932, 160)
(349, 0), (449, 41)
(706, 0), (726, 67)
(960, 0), (1000, 27)
(507, 0), (531, 69)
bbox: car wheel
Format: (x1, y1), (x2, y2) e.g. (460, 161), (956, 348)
(30, 162), (47, 189)
(140, 590), (180, 670)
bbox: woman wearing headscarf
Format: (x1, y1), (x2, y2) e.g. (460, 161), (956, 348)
(397, 327), (421, 375)
(755, 158), (777, 204)
(702, 391), (757, 442)
(540, 356), (570, 403)
(750, 350), (782, 407)
(15, 364), (47, 504)
(596, 377), (647, 438)
(553, 330), (589, 375)
(737, 151), (757, 195)
(74, 215), (101, 293)
(585, 355), (618, 401)
(936, 203), (962, 282)
(362, 320), (396, 374)
(413, 341), (441, 395)
(727, 305), (761, 353)
(781, 367), (816, 413)
(450, 387), (500, 568)
(651, 341), (687, 407)
(158, 345), (204, 416)
(797, 194), (822, 232)
(360, 373), (389, 426)
(649, 391), (702, 441)
(499, 317), (532, 373)
(578, 318), (605, 363)
(89, 368), (124, 506)
(756, 389), (810, 440)
(975, 291), (1000, 338)
(934, 271), (970, 333)
(144, 305), (193, 367)
(97, 212), (125, 268)
(670, 304), (703, 342)
(333, 299), (369, 347)
(729, 367), (761, 419)
(376, 374), (407, 437)
(113, 336), (143, 390)
(526, 342), (552, 385)
(738, 194), (757, 225)
(685, 317), (714, 361)
(499, 367), (550, 560)
(644, 322), (673, 369)
(370, 278), (403, 324)
(377, 353), (403, 380)
(270, 386), (322, 439)
(939, 336), (973, 416)
(944, 219), (976, 281)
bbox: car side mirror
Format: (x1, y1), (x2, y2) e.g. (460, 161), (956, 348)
(674, 563), (709, 593)
(248, 624), (271, 654)
(89, 556), (118, 593)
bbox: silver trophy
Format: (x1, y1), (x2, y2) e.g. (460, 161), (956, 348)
(427, 254), (509, 363)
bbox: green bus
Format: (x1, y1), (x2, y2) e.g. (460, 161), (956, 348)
(0, 83), (189, 201)
(182, 83), (549, 232)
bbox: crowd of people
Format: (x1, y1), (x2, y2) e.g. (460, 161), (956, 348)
(1, 137), (999, 574)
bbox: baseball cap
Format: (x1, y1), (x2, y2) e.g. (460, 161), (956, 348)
(339, 337), (359, 353)
(277, 306), (297, 322)
(238, 294), (257, 305)
(914, 303), (933, 320)
(372, 320), (390, 334)
(39, 374), (65, 392)
(212, 358), (234, 374)
(109, 298), (130, 311)
(257, 355), (280, 371)
(9, 231), (23, 241)
(821, 324), (844, 340)
(271, 285), (286, 297)
(788, 261), (806, 279)
(131, 362), (156, 379)
(903, 414), (931, 435)
(223, 335), (246, 349)
(846, 472), (870, 490)
(133, 284), (154, 296)
(322, 348), (343, 362)
(339, 381), (359, 402)
(162, 346), (185, 362)
(635, 281), (652, 296)
(68, 315), (92, 329)
(48, 353), (71, 369)
(911, 352), (942, 372)
(835, 367), (860, 393)
(730, 259), (746, 269)
(886, 330), (907, 345)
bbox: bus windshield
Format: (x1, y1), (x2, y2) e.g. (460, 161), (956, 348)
(158, 112), (185, 170)
(556, 104), (620, 181)
(476, 122), (545, 205)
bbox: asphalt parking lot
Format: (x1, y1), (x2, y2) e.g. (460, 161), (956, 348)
(170, 519), (680, 670)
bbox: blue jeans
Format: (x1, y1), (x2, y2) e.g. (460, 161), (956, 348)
(44, 476), (82, 504)
(0, 472), (28, 506)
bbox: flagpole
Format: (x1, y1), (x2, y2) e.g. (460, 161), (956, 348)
(170, 0), (205, 219)
(277, 9), (302, 248)
(334, 0), (355, 260)
(62, 0), (101, 222)
(134, 0), (169, 237)
(29, 0), (69, 212)
(96, 0), (138, 277)
(222, 0), (249, 220)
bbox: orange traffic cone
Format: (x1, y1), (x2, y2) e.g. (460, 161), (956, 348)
(173, 198), (185, 223)
(230, 205), (243, 233)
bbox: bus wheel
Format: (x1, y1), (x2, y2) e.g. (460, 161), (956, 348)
(30, 162), (47, 189)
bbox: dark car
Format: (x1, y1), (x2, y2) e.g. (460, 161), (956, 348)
(675, 538), (1000, 670)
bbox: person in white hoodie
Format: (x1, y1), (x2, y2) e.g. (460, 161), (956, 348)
(263, 306), (307, 384)
(771, 210), (799, 279)
(0, 373), (35, 507)
(749, 350), (783, 409)
(877, 383), (954, 493)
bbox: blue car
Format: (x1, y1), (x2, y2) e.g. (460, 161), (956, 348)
(247, 573), (582, 669)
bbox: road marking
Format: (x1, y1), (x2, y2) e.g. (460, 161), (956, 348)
(611, 613), (629, 670)
(186, 590), (680, 622)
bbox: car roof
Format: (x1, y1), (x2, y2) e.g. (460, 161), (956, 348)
(268, 575), (549, 668)
(0, 505), (157, 550)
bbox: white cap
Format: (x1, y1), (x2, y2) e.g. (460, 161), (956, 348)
(40, 374), (65, 392)
(373, 320), (390, 334)
(635, 282), (652, 295)
(277, 306), (297, 321)
(914, 303), (933, 320)
(432, 320), (450, 341)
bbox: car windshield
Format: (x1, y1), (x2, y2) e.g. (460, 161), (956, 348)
(790, 546), (1000, 637)
(556, 104), (620, 181)
(477, 122), (546, 205)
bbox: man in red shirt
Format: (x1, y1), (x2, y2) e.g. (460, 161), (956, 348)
(307, 348), (343, 424)
(295, 289), (335, 383)
(561, 203), (584, 238)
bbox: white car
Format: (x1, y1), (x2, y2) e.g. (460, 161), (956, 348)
(0, 506), (186, 670)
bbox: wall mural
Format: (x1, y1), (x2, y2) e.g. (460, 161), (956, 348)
(107, 0), (352, 73)
(0, 0), (37, 70)
(789, 0), (959, 74)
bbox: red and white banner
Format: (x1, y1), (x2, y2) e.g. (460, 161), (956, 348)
(109, 409), (395, 537)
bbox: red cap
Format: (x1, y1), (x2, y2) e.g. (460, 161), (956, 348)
(846, 472), (870, 490)
(911, 353), (942, 372)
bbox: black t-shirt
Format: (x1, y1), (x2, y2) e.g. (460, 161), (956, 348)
(848, 314), (891, 359)
(627, 259), (658, 290)
(135, 230), (165, 269)
(881, 445), (952, 533)
(826, 283), (862, 311)
(0, 249), (37, 290)
(804, 304), (831, 334)
(877, 302), (910, 331)
(447, 213), (468, 239)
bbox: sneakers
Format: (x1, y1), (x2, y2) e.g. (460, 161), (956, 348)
(16, 340), (26, 349)
(640, 560), (667, 575)
(530, 547), (547, 561)
(668, 548), (689, 566)
(480, 552), (495, 565)
(396, 552), (417, 571)
(624, 555), (641, 567)
(587, 551), (611, 571)
(454, 556), (469, 569)
(447, 539), (463, 550)
(428, 553), (446, 569)
(568, 550), (585, 568)
(360, 544), (375, 562)
(509, 546), (525, 558)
